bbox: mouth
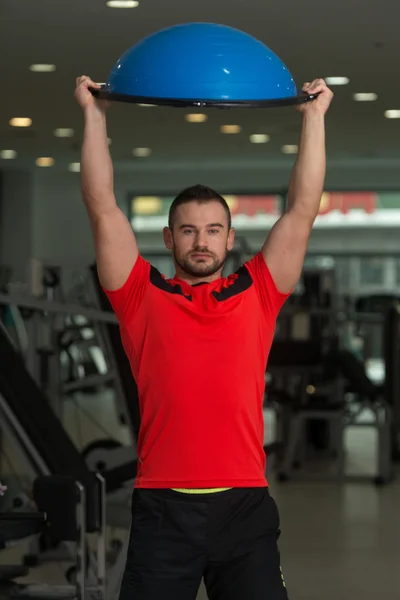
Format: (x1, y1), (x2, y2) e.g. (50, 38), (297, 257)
(191, 253), (212, 259)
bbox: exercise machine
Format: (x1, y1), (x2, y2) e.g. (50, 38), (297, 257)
(0, 322), (137, 599)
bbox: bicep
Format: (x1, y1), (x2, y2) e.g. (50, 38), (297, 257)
(262, 211), (313, 294)
(91, 207), (139, 291)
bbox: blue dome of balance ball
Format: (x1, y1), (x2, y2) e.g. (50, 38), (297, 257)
(103, 23), (298, 104)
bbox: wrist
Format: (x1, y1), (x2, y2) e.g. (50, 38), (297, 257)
(301, 110), (325, 124)
(84, 103), (107, 121)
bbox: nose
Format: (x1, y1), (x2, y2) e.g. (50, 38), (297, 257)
(195, 230), (208, 248)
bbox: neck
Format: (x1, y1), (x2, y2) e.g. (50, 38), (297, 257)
(174, 266), (224, 286)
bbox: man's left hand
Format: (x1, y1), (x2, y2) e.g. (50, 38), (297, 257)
(297, 78), (334, 115)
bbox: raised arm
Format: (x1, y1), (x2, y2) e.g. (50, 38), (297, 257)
(262, 79), (334, 293)
(75, 76), (139, 291)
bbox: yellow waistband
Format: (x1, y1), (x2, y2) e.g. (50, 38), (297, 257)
(171, 488), (232, 494)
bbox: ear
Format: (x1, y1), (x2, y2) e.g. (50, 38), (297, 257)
(163, 226), (173, 250)
(227, 227), (235, 251)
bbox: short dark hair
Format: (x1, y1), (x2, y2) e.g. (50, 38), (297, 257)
(168, 184), (232, 229)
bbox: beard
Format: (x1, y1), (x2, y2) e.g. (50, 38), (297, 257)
(174, 248), (227, 278)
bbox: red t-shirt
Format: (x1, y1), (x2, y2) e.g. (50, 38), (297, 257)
(104, 252), (289, 489)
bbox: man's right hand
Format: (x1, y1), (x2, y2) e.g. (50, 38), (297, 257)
(75, 75), (109, 112)
(76, 77), (139, 296)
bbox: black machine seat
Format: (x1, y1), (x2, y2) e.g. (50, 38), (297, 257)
(332, 349), (378, 400)
(0, 513), (46, 547)
(103, 459), (137, 493)
(0, 565), (29, 581)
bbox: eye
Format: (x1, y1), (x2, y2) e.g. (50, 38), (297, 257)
(183, 229), (194, 235)
(209, 229), (220, 235)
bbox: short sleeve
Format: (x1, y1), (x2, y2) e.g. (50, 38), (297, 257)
(244, 252), (290, 323)
(102, 255), (150, 325)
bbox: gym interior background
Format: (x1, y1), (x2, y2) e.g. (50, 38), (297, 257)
(1, 1), (400, 599)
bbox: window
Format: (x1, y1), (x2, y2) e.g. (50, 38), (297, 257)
(128, 194), (285, 231)
(359, 258), (385, 286)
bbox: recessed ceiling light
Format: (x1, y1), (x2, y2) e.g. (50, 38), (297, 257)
(133, 147), (151, 157)
(249, 133), (270, 144)
(353, 93), (378, 102)
(138, 103), (155, 107)
(36, 157), (54, 167)
(10, 117), (32, 128)
(282, 144), (298, 154)
(106, 0), (139, 7)
(185, 114), (208, 123)
(29, 64), (56, 73)
(384, 110), (400, 119)
(68, 162), (81, 173)
(0, 150), (17, 159)
(221, 125), (241, 134)
(54, 128), (74, 138)
(325, 77), (349, 85)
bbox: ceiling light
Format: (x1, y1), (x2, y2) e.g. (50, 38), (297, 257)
(36, 157), (54, 167)
(29, 64), (56, 73)
(282, 144), (298, 154)
(10, 117), (32, 127)
(106, 0), (139, 7)
(54, 128), (74, 138)
(250, 133), (270, 144)
(185, 114), (208, 123)
(353, 93), (378, 102)
(0, 150), (17, 159)
(221, 125), (241, 134)
(68, 162), (81, 173)
(138, 103), (155, 107)
(384, 110), (400, 119)
(325, 77), (349, 85)
(133, 147), (151, 157)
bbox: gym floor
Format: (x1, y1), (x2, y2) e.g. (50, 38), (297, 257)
(2, 390), (400, 599)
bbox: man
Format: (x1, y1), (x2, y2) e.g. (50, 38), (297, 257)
(75, 75), (333, 600)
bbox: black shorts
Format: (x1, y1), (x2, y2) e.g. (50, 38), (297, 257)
(119, 486), (289, 600)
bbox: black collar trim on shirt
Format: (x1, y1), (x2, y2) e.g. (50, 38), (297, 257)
(149, 264), (253, 302)
(150, 266), (193, 301)
(212, 266), (253, 302)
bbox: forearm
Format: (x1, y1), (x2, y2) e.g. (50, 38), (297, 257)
(81, 106), (116, 218)
(287, 112), (326, 220)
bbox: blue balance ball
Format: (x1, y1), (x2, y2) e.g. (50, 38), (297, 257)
(104, 23), (297, 102)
